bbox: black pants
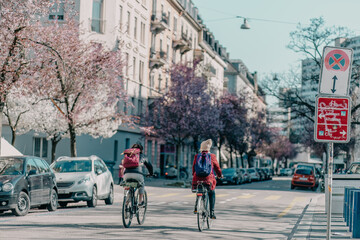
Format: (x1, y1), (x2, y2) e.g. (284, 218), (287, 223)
(208, 189), (215, 212)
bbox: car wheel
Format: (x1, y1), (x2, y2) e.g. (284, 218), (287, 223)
(12, 191), (30, 216)
(87, 186), (97, 208)
(47, 188), (58, 211)
(312, 186), (317, 191)
(291, 184), (295, 190)
(59, 202), (68, 207)
(105, 185), (114, 205)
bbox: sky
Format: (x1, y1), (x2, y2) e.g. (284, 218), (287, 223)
(192, 0), (360, 82)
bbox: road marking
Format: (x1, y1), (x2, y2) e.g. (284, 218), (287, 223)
(237, 194), (256, 199)
(265, 195), (281, 200)
(278, 197), (306, 218)
(157, 193), (180, 198)
(217, 194), (230, 198)
(184, 194), (196, 198)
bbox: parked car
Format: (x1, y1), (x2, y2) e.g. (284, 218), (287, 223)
(248, 168), (260, 181)
(0, 156), (58, 216)
(255, 168), (266, 181)
(239, 168), (252, 183)
(50, 155), (114, 208)
(261, 167), (272, 180)
(164, 165), (177, 179)
(218, 168), (242, 185)
(346, 162), (360, 174)
(280, 168), (293, 176)
(291, 167), (318, 191)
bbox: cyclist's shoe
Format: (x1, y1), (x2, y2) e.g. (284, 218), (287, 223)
(210, 211), (216, 219)
(193, 209), (197, 214)
(138, 201), (145, 207)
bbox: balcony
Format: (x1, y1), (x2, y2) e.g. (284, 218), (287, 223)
(150, 13), (169, 33)
(179, 33), (192, 54)
(149, 50), (167, 69)
(193, 49), (204, 61)
(203, 63), (216, 78)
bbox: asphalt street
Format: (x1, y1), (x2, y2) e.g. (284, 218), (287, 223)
(0, 176), (322, 240)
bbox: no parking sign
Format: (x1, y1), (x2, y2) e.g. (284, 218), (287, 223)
(318, 46), (353, 96)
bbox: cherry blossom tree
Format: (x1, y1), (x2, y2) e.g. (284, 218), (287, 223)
(0, 0), (53, 152)
(145, 62), (219, 178)
(31, 18), (129, 157)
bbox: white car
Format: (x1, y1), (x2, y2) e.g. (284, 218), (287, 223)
(50, 155), (114, 208)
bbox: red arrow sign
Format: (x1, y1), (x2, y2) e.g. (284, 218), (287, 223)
(314, 96), (351, 143)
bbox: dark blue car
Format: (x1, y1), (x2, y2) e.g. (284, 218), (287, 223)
(0, 156), (58, 216)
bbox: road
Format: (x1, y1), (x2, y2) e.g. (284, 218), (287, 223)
(0, 176), (322, 240)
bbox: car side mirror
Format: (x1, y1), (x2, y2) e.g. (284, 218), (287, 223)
(96, 169), (102, 175)
(28, 169), (37, 176)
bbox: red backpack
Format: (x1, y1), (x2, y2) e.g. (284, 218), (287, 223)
(122, 148), (141, 168)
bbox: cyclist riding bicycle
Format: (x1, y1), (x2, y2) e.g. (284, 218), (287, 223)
(123, 143), (153, 206)
(192, 139), (222, 219)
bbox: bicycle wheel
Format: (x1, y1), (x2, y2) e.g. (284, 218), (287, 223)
(122, 190), (133, 228)
(197, 196), (206, 232)
(205, 194), (213, 229)
(136, 190), (147, 225)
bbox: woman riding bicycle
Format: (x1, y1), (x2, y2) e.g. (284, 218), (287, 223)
(192, 139), (222, 219)
(123, 143), (153, 206)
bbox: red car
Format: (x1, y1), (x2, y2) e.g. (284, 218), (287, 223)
(291, 168), (317, 191)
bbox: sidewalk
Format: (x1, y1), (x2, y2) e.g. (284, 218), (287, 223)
(292, 194), (355, 239)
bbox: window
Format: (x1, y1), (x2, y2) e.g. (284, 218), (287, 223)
(119, 5), (123, 30)
(147, 140), (152, 163)
(26, 158), (39, 174)
(150, 75), (155, 89)
(134, 17), (138, 39)
(125, 53), (129, 75)
(127, 11), (131, 34)
(140, 22), (145, 44)
(173, 17), (177, 33)
(167, 44), (170, 61)
(125, 138), (130, 149)
(131, 97), (135, 115)
(132, 57), (136, 80)
(167, 11), (171, 26)
(165, 77), (169, 91)
(34, 158), (50, 173)
(34, 137), (48, 158)
(158, 75), (162, 91)
(139, 61), (144, 83)
(138, 99), (143, 116)
(160, 39), (163, 51)
(91, 0), (104, 33)
(49, 1), (65, 20)
(172, 49), (176, 63)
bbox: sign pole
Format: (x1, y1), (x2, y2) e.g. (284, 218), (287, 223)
(326, 142), (333, 240)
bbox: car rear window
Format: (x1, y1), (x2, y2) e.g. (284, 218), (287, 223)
(295, 168), (312, 175)
(52, 160), (92, 173)
(248, 169), (255, 173)
(223, 168), (236, 174)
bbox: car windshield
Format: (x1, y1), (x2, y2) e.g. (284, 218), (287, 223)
(295, 168), (312, 175)
(223, 168), (236, 174)
(0, 158), (24, 175)
(248, 169), (255, 173)
(52, 160), (92, 173)
(348, 163), (360, 174)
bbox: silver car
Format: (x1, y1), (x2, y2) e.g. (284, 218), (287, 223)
(50, 155), (114, 208)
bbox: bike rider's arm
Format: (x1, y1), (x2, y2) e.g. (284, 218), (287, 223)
(144, 161), (153, 176)
(211, 154), (222, 178)
(192, 154), (197, 176)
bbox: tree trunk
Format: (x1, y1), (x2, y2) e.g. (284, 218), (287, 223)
(11, 127), (16, 146)
(69, 124), (77, 157)
(51, 135), (62, 163)
(176, 143), (181, 179)
(240, 152), (245, 168)
(229, 145), (233, 168)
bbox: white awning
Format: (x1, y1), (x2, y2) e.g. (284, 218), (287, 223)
(1, 138), (23, 156)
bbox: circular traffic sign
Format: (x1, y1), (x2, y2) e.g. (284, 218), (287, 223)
(324, 49), (350, 71)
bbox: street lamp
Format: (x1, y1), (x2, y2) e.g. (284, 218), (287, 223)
(236, 16), (250, 29)
(241, 18), (250, 29)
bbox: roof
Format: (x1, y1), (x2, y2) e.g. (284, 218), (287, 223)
(1, 138), (23, 156)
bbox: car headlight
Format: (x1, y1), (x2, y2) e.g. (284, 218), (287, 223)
(2, 183), (14, 192)
(78, 176), (91, 185)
